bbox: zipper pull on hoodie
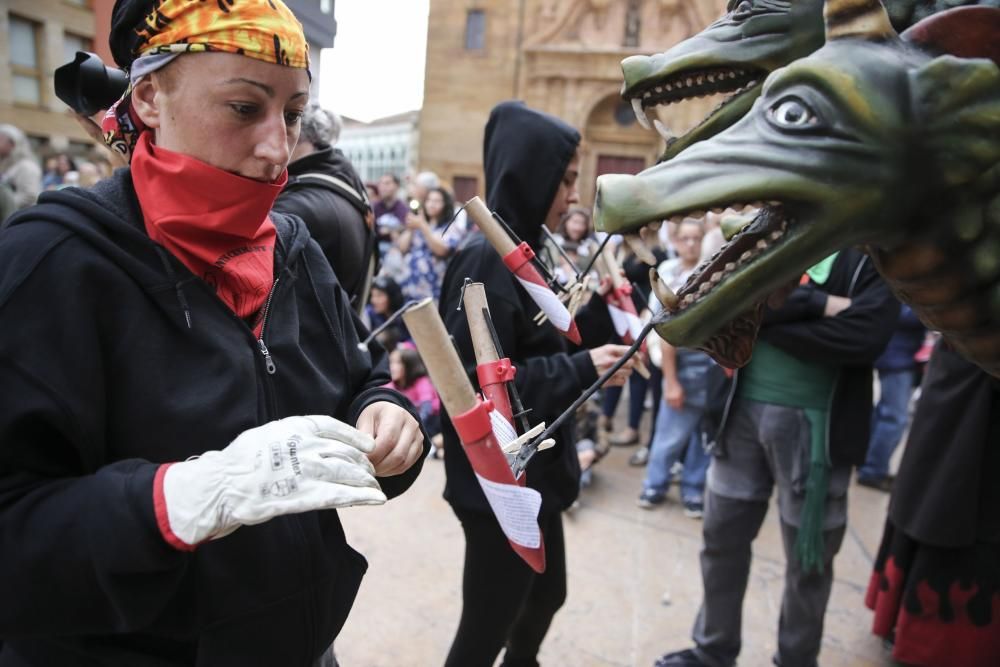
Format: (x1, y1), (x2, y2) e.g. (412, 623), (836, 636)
(257, 339), (277, 375)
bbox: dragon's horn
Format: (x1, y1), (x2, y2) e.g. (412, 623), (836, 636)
(824, 0), (896, 41)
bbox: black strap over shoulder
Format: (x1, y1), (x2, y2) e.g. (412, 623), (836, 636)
(287, 172), (371, 219)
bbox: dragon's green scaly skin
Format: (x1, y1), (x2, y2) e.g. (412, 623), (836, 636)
(622, 0), (999, 162)
(595, 1), (1000, 376)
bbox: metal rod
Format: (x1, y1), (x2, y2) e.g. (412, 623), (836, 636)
(511, 318), (657, 477)
(438, 200), (471, 238)
(577, 233), (614, 282)
(540, 224), (581, 277)
(358, 300), (420, 349)
(483, 307), (533, 434)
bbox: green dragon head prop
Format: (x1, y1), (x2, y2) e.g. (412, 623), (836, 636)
(596, 0), (1000, 372)
(623, 0), (999, 162)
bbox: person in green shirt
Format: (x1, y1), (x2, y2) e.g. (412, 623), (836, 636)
(656, 248), (899, 667)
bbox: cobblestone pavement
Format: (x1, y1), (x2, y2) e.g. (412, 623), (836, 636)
(335, 436), (897, 667)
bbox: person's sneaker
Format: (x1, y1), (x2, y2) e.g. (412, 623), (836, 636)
(609, 428), (640, 447)
(637, 489), (666, 509)
(857, 475), (894, 492)
(654, 648), (712, 667)
(682, 500), (704, 519)
(629, 445), (650, 466)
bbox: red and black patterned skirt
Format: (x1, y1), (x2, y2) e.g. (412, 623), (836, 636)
(866, 520), (1000, 667)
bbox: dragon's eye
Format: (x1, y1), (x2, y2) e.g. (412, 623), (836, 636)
(769, 98), (818, 128)
(732, 0), (753, 19)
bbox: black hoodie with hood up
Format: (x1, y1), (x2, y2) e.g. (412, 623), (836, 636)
(438, 101), (614, 517)
(0, 170), (428, 666)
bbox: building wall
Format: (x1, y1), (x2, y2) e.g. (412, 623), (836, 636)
(417, 0), (523, 201)
(418, 0), (727, 206)
(1, 0), (98, 154)
(339, 112), (420, 185)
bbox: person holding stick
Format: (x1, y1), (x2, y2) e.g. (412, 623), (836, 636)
(437, 101), (633, 667)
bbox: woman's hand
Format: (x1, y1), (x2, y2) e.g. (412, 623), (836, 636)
(589, 344), (635, 387)
(405, 211), (427, 230)
(356, 402), (425, 477)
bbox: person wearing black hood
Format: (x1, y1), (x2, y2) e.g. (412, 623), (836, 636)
(438, 101), (633, 666)
(274, 102), (376, 311)
(0, 1), (428, 665)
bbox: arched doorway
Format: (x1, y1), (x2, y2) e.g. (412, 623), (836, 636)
(579, 92), (662, 207)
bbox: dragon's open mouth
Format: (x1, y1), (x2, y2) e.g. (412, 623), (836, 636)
(625, 65), (766, 156)
(645, 203), (797, 367)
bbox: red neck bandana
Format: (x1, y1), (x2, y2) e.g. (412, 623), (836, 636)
(131, 132), (284, 335)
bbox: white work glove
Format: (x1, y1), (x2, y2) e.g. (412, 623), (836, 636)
(159, 415), (386, 548)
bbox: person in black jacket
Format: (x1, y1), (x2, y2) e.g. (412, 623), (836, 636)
(275, 102), (376, 311)
(657, 249), (899, 667)
(438, 101), (633, 667)
(0, 2), (428, 665)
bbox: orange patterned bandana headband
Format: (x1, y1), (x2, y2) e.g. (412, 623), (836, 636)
(135, 0), (309, 69)
(102, 0), (309, 161)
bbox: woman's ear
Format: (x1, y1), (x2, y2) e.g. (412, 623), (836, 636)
(130, 76), (162, 129)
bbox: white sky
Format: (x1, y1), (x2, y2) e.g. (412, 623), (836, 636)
(318, 0), (430, 123)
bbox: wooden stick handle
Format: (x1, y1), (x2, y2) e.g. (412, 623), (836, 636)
(463, 283), (500, 365)
(401, 298), (478, 416)
(599, 242), (626, 289)
(466, 196), (518, 257)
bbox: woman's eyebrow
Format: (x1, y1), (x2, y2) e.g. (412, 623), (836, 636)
(220, 78), (309, 101)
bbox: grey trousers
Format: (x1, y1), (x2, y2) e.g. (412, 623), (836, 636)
(691, 400), (851, 667)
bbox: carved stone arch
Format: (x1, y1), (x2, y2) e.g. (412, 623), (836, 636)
(576, 87), (663, 206)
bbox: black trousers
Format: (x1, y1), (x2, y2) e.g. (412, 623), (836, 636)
(444, 508), (567, 667)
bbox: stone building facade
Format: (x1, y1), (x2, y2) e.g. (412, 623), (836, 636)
(1, 0), (100, 154)
(418, 0), (726, 207)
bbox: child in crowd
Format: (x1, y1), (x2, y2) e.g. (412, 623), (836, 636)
(365, 275), (411, 342)
(388, 345), (443, 456)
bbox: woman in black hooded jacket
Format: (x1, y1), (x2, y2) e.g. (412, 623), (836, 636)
(437, 101), (632, 666)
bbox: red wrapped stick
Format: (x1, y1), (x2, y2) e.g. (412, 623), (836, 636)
(466, 197), (582, 345)
(402, 298), (545, 572)
(597, 245), (651, 379)
(464, 282), (520, 447)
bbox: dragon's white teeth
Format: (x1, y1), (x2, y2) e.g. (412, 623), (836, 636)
(664, 83), (673, 91)
(740, 203), (759, 214)
(710, 272), (723, 284)
(653, 119), (674, 142)
(647, 220), (663, 232)
(632, 98), (652, 130)
(710, 207), (725, 214)
(740, 251), (753, 262)
(699, 282), (712, 294)
(655, 86), (664, 94)
(756, 239), (769, 250)
(650, 269), (679, 308)
(669, 214), (685, 224)
(768, 200), (781, 206)
(687, 209), (706, 220)
(770, 230), (783, 241)
(725, 262), (737, 272)
(625, 233), (658, 266)
(707, 74), (716, 83)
